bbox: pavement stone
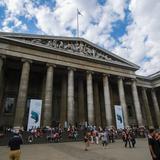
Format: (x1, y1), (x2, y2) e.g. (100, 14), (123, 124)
(0, 138), (152, 160)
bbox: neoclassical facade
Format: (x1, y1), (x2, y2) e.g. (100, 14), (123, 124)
(0, 32), (159, 129)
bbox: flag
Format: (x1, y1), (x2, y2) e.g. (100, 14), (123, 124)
(76, 8), (82, 37)
(77, 8), (82, 16)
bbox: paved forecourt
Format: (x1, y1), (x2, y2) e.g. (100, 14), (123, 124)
(0, 138), (151, 160)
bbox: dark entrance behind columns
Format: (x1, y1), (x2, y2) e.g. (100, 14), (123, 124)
(74, 71), (87, 126)
(110, 77), (119, 127)
(156, 87), (160, 108)
(147, 89), (157, 128)
(52, 68), (64, 127)
(0, 58), (21, 128)
(93, 74), (102, 127)
(59, 69), (67, 126)
(125, 83), (137, 126)
(24, 63), (45, 130)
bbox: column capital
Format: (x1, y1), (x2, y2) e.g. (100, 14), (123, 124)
(86, 70), (94, 75)
(67, 67), (76, 71)
(131, 78), (137, 82)
(21, 58), (32, 64)
(46, 63), (56, 68)
(0, 55), (6, 59)
(142, 87), (148, 91)
(117, 76), (125, 80)
(151, 88), (156, 92)
(103, 73), (110, 77)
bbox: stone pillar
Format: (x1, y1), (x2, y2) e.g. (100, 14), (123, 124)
(43, 64), (55, 126)
(14, 59), (31, 127)
(151, 89), (160, 128)
(131, 79), (143, 126)
(86, 71), (94, 125)
(118, 77), (129, 127)
(78, 77), (85, 123)
(60, 75), (67, 124)
(141, 88), (153, 127)
(103, 74), (112, 127)
(67, 68), (75, 124)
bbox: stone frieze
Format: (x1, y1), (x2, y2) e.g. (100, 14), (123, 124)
(21, 38), (119, 63)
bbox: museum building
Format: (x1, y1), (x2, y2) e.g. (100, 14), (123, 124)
(0, 32), (159, 130)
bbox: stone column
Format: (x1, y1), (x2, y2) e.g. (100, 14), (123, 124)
(151, 89), (160, 128)
(43, 64), (55, 127)
(67, 68), (75, 124)
(118, 77), (129, 127)
(141, 88), (153, 127)
(131, 79), (143, 126)
(14, 59), (31, 127)
(86, 71), (94, 125)
(103, 74), (112, 127)
(78, 77), (85, 123)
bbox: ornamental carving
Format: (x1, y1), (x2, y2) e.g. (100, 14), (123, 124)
(21, 38), (118, 63)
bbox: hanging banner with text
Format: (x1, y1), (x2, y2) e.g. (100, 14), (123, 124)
(114, 105), (124, 129)
(27, 99), (42, 131)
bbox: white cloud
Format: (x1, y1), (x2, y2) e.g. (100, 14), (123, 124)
(113, 0), (160, 76)
(0, 0), (30, 32)
(0, 0), (126, 39)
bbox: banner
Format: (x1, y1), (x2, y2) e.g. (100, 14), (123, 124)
(114, 105), (124, 129)
(27, 99), (42, 131)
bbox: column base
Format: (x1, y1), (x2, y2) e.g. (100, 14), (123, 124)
(125, 125), (131, 129)
(106, 125), (115, 130)
(148, 126), (154, 129)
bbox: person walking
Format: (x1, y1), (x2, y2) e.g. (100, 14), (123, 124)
(124, 130), (131, 148)
(8, 131), (23, 160)
(130, 130), (136, 148)
(148, 129), (159, 160)
(84, 132), (90, 151)
(154, 131), (160, 159)
(101, 129), (109, 148)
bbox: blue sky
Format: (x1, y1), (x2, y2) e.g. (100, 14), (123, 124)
(0, 0), (160, 76)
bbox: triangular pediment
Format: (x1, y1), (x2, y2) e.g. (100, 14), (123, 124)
(0, 32), (139, 70)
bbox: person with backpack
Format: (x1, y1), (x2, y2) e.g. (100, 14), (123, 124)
(8, 131), (23, 160)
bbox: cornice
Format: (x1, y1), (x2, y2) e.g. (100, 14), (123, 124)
(0, 36), (138, 71)
(0, 32), (139, 70)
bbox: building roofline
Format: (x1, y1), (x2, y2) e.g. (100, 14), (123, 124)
(136, 71), (160, 81)
(0, 31), (140, 70)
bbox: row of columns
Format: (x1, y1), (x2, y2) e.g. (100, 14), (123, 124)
(131, 80), (144, 127)
(0, 57), (159, 128)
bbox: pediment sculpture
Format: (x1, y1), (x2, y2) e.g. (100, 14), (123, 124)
(24, 38), (116, 63)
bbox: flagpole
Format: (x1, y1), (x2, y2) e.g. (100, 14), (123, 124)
(77, 9), (79, 37)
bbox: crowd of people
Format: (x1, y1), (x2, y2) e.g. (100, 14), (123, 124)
(1, 124), (148, 145)
(83, 126), (138, 151)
